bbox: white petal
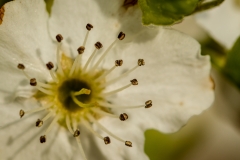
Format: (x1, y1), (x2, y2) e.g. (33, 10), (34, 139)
(107, 28), (214, 133)
(48, 0), (158, 62)
(195, 0), (240, 49)
(0, 0), (56, 102)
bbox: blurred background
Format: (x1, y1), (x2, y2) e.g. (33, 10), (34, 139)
(1, 0), (240, 160)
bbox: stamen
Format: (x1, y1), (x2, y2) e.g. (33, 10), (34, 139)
(90, 108), (118, 118)
(97, 100), (152, 109)
(56, 34), (64, 76)
(81, 118), (105, 141)
(40, 135), (46, 143)
(118, 32), (126, 40)
(71, 92), (94, 108)
(46, 62), (54, 70)
(145, 100), (152, 108)
(86, 23), (93, 31)
(19, 109), (25, 118)
(17, 63), (25, 70)
(36, 119), (43, 127)
(56, 34), (63, 43)
(69, 54), (82, 77)
(87, 114), (131, 146)
(66, 115), (87, 160)
(20, 102), (54, 117)
(96, 59), (123, 82)
(30, 78), (37, 86)
(46, 62), (59, 83)
(103, 59), (144, 87)
(72, 88), (91, 96)
(74, 129), (81, 137)
(90, 32), (124, 72)
(83, 42), (103, 72)
(104, 136), (111, 144)
(119, 113), (128, 121)
(42, 112), (53, 122)
(66, 115), (74, 134)
(17, 63), (31, 79)
(44, 114), (59, 135)
(77, 46), (85, 54)
(76, 136), (88, 160)
(29, 78), (55, 95)
(101, 79), (138, 96)
(125, 141), (132, 147)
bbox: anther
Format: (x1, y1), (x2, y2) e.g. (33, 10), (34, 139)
(77, 46), (85, 54)
(36, 119), (43, 127)
(119, 113), (128, 121)
(74, 129), (81, 137)
(145, 100), (152, 108)
(46, 62), (54, 70)
(104, 136), (111, 145)
(138, 59), (145, 66)
(130, 79), (138, 85)
(125, 141), (132, 147)
(95, 41), (103, 50)
(118, 32), (125, 40)
(17, 63), (25, 70)
(56, 34), (63, 42)
(30, 78), (37, 86)
(86, 23), (93, 31)
(19, 109), (25, 118)
(115, 60), (123, 66)
(40, 135), (46, 143)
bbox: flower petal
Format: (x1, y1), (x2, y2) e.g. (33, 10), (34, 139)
(108, 28), (214, 133)
(195, 0), (240, 49)
(48, 0), (158, 61)
(0, 0), (56, 101)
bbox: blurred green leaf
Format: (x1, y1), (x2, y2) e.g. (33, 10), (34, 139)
(223, 36), (240, 89)
(144, 129), (200, 160)
(0, 0), (11, 7)
(138, 0), (199, 25)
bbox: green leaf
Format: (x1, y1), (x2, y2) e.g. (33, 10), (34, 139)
(138, 0), (199, 25)
(223, 36), (240, 89)
(144, 129), (200, 160)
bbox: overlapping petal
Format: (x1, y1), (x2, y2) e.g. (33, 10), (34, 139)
(196, 0), (240, 49)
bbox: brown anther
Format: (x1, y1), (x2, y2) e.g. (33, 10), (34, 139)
(118, 32), (125, 40)
(19, 109), (25, 118)
(125, 141), (132, 147)
(145, 100), (152, 108)
(104, 136), (111, 145)
(73, 129), (81, 137)
(17, 63), (25, 70)
(56, 34), (63, 42)
(130, 79), (138, 85)
(36, 119), (43, 127)
(40, 135), (46, 143)
(115, 60), (123, 66)
(95, 42), (103, 49)
(138, 59), (145, 66)
(30, 78), (37, 86)
(86, 23), (93, 31)
(77, 46), (85, 54)
(119, 113), (128, 121)
(46, 62), (54, 70)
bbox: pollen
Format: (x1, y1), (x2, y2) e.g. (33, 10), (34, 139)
(16, 23), (152, 159)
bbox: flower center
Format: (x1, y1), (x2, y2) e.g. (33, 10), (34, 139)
(16, 23), (152, 160)
(58, 78), (92, 112)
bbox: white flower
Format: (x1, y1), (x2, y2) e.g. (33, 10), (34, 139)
(0, 0), (214, 160)
(195, 0), (240, 49)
